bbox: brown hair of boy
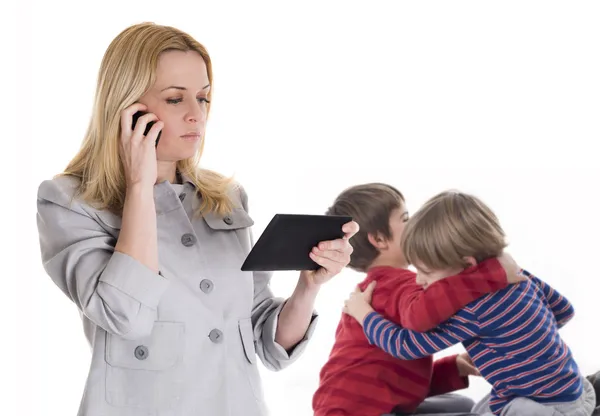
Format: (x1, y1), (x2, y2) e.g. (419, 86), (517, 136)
(402, 190), (507, 271)
(326, 183), (405, 272)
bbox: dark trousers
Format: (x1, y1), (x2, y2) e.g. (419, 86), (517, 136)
(382, 393), (479, 416)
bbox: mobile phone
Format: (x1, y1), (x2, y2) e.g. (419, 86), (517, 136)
(131, 111), (162, 147)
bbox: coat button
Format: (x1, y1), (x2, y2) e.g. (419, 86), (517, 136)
(134, 345), (149, 360)
(208, 329), (223, 343)
(181, 233), (196, 247)
(199, 279), (214, 293)
(223, 216), (233, 225)
(179, 192), (186, 202)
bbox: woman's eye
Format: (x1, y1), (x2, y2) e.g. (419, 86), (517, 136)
(166, 98), (182, 104)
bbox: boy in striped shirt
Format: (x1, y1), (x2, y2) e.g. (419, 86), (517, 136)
(344, 190), (596, 415)
(312, 184), (526, 416)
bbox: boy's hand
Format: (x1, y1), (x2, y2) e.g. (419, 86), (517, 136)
(456, 352), (480, 377)
(343, 281), (376, 327)
(498, 252), (527, 284)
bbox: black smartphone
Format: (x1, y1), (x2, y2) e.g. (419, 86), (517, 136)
(131, 111), (162, 147)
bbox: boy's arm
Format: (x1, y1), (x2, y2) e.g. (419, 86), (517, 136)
(362, 309), (479, 360)
(398, 257), (509, 332)
(522, 269), (574, 328)
(429, 355), (469, 396)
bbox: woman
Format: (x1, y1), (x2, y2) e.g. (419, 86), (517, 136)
(36, 22), (357, 416)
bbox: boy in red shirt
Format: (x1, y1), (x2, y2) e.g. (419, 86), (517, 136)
(312, 183), (524, 416)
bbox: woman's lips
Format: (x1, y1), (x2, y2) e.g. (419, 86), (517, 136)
(181, 133), (201, 141)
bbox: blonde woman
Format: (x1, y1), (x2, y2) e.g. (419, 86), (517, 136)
(36, 22), (357, 416)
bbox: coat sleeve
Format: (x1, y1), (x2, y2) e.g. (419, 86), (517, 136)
(36, 178), (170, 340)
(239, 185), (319, 371)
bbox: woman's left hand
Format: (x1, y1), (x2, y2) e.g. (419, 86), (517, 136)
(300, 220), (359, 287)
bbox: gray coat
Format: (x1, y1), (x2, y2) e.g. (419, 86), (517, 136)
(36, 175), (318, 416)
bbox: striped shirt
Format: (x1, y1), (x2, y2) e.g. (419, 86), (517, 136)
(364, 270), (580, 415)
(312, 258), (509, 416)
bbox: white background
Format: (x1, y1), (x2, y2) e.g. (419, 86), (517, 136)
(4, 1), (600, 415)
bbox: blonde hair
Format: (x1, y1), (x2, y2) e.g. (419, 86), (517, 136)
(402, 190), (506, 270)
(326, 183), (405, 272)
(62, 22), (234, 215)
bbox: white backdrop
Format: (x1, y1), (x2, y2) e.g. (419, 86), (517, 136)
(5, 1), (600, 415)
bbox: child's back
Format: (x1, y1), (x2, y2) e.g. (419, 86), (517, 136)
(466, 272), (579, 410)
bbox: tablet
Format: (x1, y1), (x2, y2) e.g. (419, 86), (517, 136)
(241, 214), (352, 272)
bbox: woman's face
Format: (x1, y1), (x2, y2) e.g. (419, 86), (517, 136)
(139, 50), (210, 162)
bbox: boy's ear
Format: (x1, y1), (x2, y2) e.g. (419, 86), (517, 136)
(462, 256), (478, 267)
(367, 232), (388, 250)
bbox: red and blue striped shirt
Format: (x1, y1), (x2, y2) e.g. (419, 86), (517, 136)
(363, 270), (580, 415)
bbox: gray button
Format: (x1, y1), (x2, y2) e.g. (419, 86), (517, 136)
(199, 279), (214, 293)
(134, 345), (149, 360)
(179, 192), (186, 202)
(181, 233), (196, 247)
(223, 216), (233, 225)
(208, 329), (223, 343)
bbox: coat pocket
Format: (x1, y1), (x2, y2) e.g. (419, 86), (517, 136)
(238, 318), (263, 400)
(104, 321), (184, 409)
(239, 318), (256, 364)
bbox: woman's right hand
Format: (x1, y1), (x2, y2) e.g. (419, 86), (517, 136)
(119, 103), (163, 189)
